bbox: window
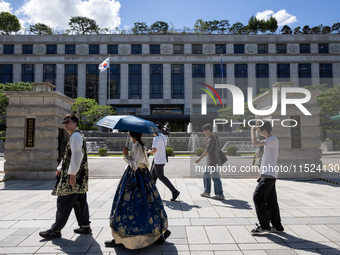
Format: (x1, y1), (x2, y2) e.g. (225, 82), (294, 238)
(86, 64), (99, 102)
(22, 64), (35, 83)
(173, 44), (184, 54)
(64, 64), (78, 99)
(318, 44), (329, 53)
(192, 64), (205, 99)
(300, 44), (310, 54)
(256, 64), (269, 94)
(131, 45), (142, 54)
(0, 64), (13, 83)
(234, 44), (244, 54)
(150, 64), (163, 99)
(298, 64), (311, 87)
(3, 45), (14, 54)
(277, 64), (290, 82)
(46, 45), (57, 54)
(151, 105), (183, 115)
(215, 44), (226, 54)
(235, 64), (248, 101)
(108, 45), (118, 54)
(171, 64), (184, 99)
(192, 44), (202, 54)
(22, 45), (33, 54)
(89, 45), (99, 54)
(108, 64), (120, 99)
(65, 45), (76, 54)
(258, 44), (268, 54)
(129, 64), (142, 99)
(116, 105), (142, 116)
(213, 63), (227, 99)
(320, 64), (333, 88)
(276, 44), (286, 54)
(43, 64), (56, 85)
(150, 45), (160, 54)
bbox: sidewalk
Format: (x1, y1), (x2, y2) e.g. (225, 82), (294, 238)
(1, 177), (340, 255)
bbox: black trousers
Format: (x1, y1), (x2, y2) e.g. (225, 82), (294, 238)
(253, 177), (283, 230)
(151, 163), (177, 193)
(51, 193), (90, 232)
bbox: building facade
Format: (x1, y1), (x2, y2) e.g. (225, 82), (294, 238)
(1, 34), (340, 131)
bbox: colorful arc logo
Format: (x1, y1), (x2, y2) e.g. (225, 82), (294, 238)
(198, 83), (223, 107)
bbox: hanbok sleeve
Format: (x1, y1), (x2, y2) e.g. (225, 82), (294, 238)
(124, 144), (145, 171)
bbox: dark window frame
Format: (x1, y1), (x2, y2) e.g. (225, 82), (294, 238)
(234, 64), (248, 101)
(276, 44), (286, 54)
(215, 44), (226, 54)
(43, 64), (56, 85)
(86, 64), (99, 102)
(0, 64), (13, 83)
(131, 45), (142, 54)
(300, 44), (310, 54)
(65, 45), (76, 54)
(108, 64), (120, 99)
(46, 45), (57, 54)
(3, 45), (14, 54)
(22, 64), (35, 83)
(192, 44), (202, 54)
(173, 44), (184, 54)
(107, 45), (118, 54)
(192, 64), (205, 99)
(128, 64), (142, 99)
(22, 45), (33, 54)
(258, 44), (268, 54)
(277, 64), (290, 82)
(150, 64), (163, 99)
(256, 64), (269, 94)
(64, 64), (78, 99)
(150, 45), (160, 54)
(318, 44), (329, 53)
(298, 63), (312, 87)
(171, 64), (184, 99)
(320, 63), (333, 88)
(234, 44), (244, 54)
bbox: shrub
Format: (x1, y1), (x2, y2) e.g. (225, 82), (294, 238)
(226, 145), (238, 155)
(98, 148), (107, 156)
(0, 137), (5, 142)
(166, 147), (173, 156)
(195, 147), (205, 156)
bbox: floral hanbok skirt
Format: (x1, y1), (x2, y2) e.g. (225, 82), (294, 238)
(109, 166), (168, 249)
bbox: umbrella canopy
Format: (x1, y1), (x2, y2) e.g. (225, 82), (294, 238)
(96, 115), (160, 135)
(331, 114), (340, 122)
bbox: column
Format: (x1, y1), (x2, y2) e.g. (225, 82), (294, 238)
(226, 44), (233, 54)
(98, 69), (107, 105)
(77, 64), (86, 98)
(311, 63), (320, 86)
(35, 64), (43, 82)
(311, 43), (318, 54)
(333, 63), (340, 86)
(248, 63), (256, 97)
(14, 44), (21, 54)
(100, 44), (107, 55)
(56, 64), (64, 94)
(13, 64), (21, 83)
(269, 63), (277, 86)
(184, 63), (192, 115)
(163, 64), (171, 99)
(120, 64), (128, 99)
(290, 63), (299, 87)
(57, 44), (65, 54)
(268, 44), (276, 54)
(141, 64), (150, 115)
(205, 63), (213, 86)
(184, 44), (191, 54)
(226, 63), (234, 107)
(142, 44), (149, 54)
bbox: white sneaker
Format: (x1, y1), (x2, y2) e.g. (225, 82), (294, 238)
(200, 192), (210, 197)
(212, 194), (225, 200)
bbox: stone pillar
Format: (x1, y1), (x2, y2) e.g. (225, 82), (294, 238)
(290, 63), (299, 87)
(184, 44), (191, 54)
(13, 64), (21, 83)
(120, 64), (128, 100)
(226, 63), (234, 108)
(35, 64), (43, 83)
(311, 63), (320, 86)
(333, 63), (340, 86)
(248, 63), (256, 97)
(269, 63), (277, 87)
(184, 63), (192, 115)
(252, 82), (322, 178)
(4, 90), (74, 180)
(98, 69), (107, 105)
(78, 64), (86, 98)
(142, 44), (149, 54)
(141, 64), (150, 114)
(226, 44), (233, 54)
(163, 64), (171, 99)
(56, 64), (64, 94)
(268, 44), (276, 54)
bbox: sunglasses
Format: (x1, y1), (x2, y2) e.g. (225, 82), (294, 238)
(62, 120), (71, 125)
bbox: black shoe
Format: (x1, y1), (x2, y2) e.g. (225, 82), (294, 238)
(171, 190), (180, 201)
(104, 239), (116, 247)
(250, 223), (270, 235)
(270, 225), (284, 233)
(155, 230), (171, 245)
(74, 226), (92, 234)
(39, 229), (61, 239)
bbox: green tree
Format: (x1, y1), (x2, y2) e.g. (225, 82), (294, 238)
(29, 23), (52, 35)
(229, 22), (245, 34)
(218, 20), (229, 34)
(194, 19), (208, 34)
(247, 16), (260, 34)
(266, 16), (278, 33)
(322, 26), (331, 34)
(69, 16), (99, 35)
(293, 26), (301, 34)
(311, 25), (321, 34)
(85, 104), (115, 125)
(258, 19), (268, 34)
(0, 82), (32, 120)
(131, 22), (149, 34)
(281, 25), (292, 34)
(302, 25), (310, 34)
(150, 21), (169, 34)
(205, 20), (219, 34)
(332, 22), (340, 33)
(0, 12), (21, 35)
(217, 102), (254, 130)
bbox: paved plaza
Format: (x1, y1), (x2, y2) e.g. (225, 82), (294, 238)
(1, 166), (340, 255)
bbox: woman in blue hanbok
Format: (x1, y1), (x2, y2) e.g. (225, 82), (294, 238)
(105, 131), (170, 249)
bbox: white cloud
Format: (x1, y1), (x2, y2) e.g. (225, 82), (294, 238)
(0, 0), (12, 13)
(15, 0), (121, 30)
(256, 9), (297, 27)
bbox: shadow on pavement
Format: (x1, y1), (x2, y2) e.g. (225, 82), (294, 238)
(220, 199), (252, 209)
(163, 200), (201, 211)
(1, 180), (55, 190)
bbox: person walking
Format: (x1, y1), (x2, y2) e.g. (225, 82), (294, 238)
(105, 131), (170, 249)
(39, 113), (91, 239)
(148, 124), (180, 202)
(195, 123), (224, 200)
(250, 120), (284, 234)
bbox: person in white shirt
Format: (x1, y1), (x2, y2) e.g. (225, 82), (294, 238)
(250, 120), (284, 235)
(39, 113), (91, 239)
(148, 124), (180, 202)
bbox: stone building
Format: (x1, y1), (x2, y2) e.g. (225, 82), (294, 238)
(0, 34), (339, 131)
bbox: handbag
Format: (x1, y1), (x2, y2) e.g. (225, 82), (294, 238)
(216, 136), (228, 165)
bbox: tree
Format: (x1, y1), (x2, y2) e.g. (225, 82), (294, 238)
(258, 19), (268, 34)
(332, 22), (340, 33)
(85, 104), (115, 125)
(247, 16), (260, 34)
(205, 20), (219, 34)
(71, 98), (97, 127)
(311, 25), (321, 34)
(0, 12), (21, 35)
(0, 82), (32, 120)
(194, 19), (208, 34)
(302, 25), (310, 34)
(29, 23), (52, 35)
(131, 22), (149, 34)
(266, 16), (278, 33)
(293, 26), (301, 34)
(69, 16), (99, 35)
(150, 21), (169, 34)
(218, 20), (229, 34)
(281, 25), (292, 34)
(229, 22), (245, 34)
(322, 26), (331, 34)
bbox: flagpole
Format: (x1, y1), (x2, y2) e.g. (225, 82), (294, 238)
(221, 54), (224, 109)
(108, 55), (110, 106)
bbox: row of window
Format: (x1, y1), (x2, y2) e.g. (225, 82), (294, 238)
(1, 43), (333, 55)
(0, 63), (333, 101)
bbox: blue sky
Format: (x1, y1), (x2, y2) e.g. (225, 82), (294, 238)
(0, 0), (339, 30)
